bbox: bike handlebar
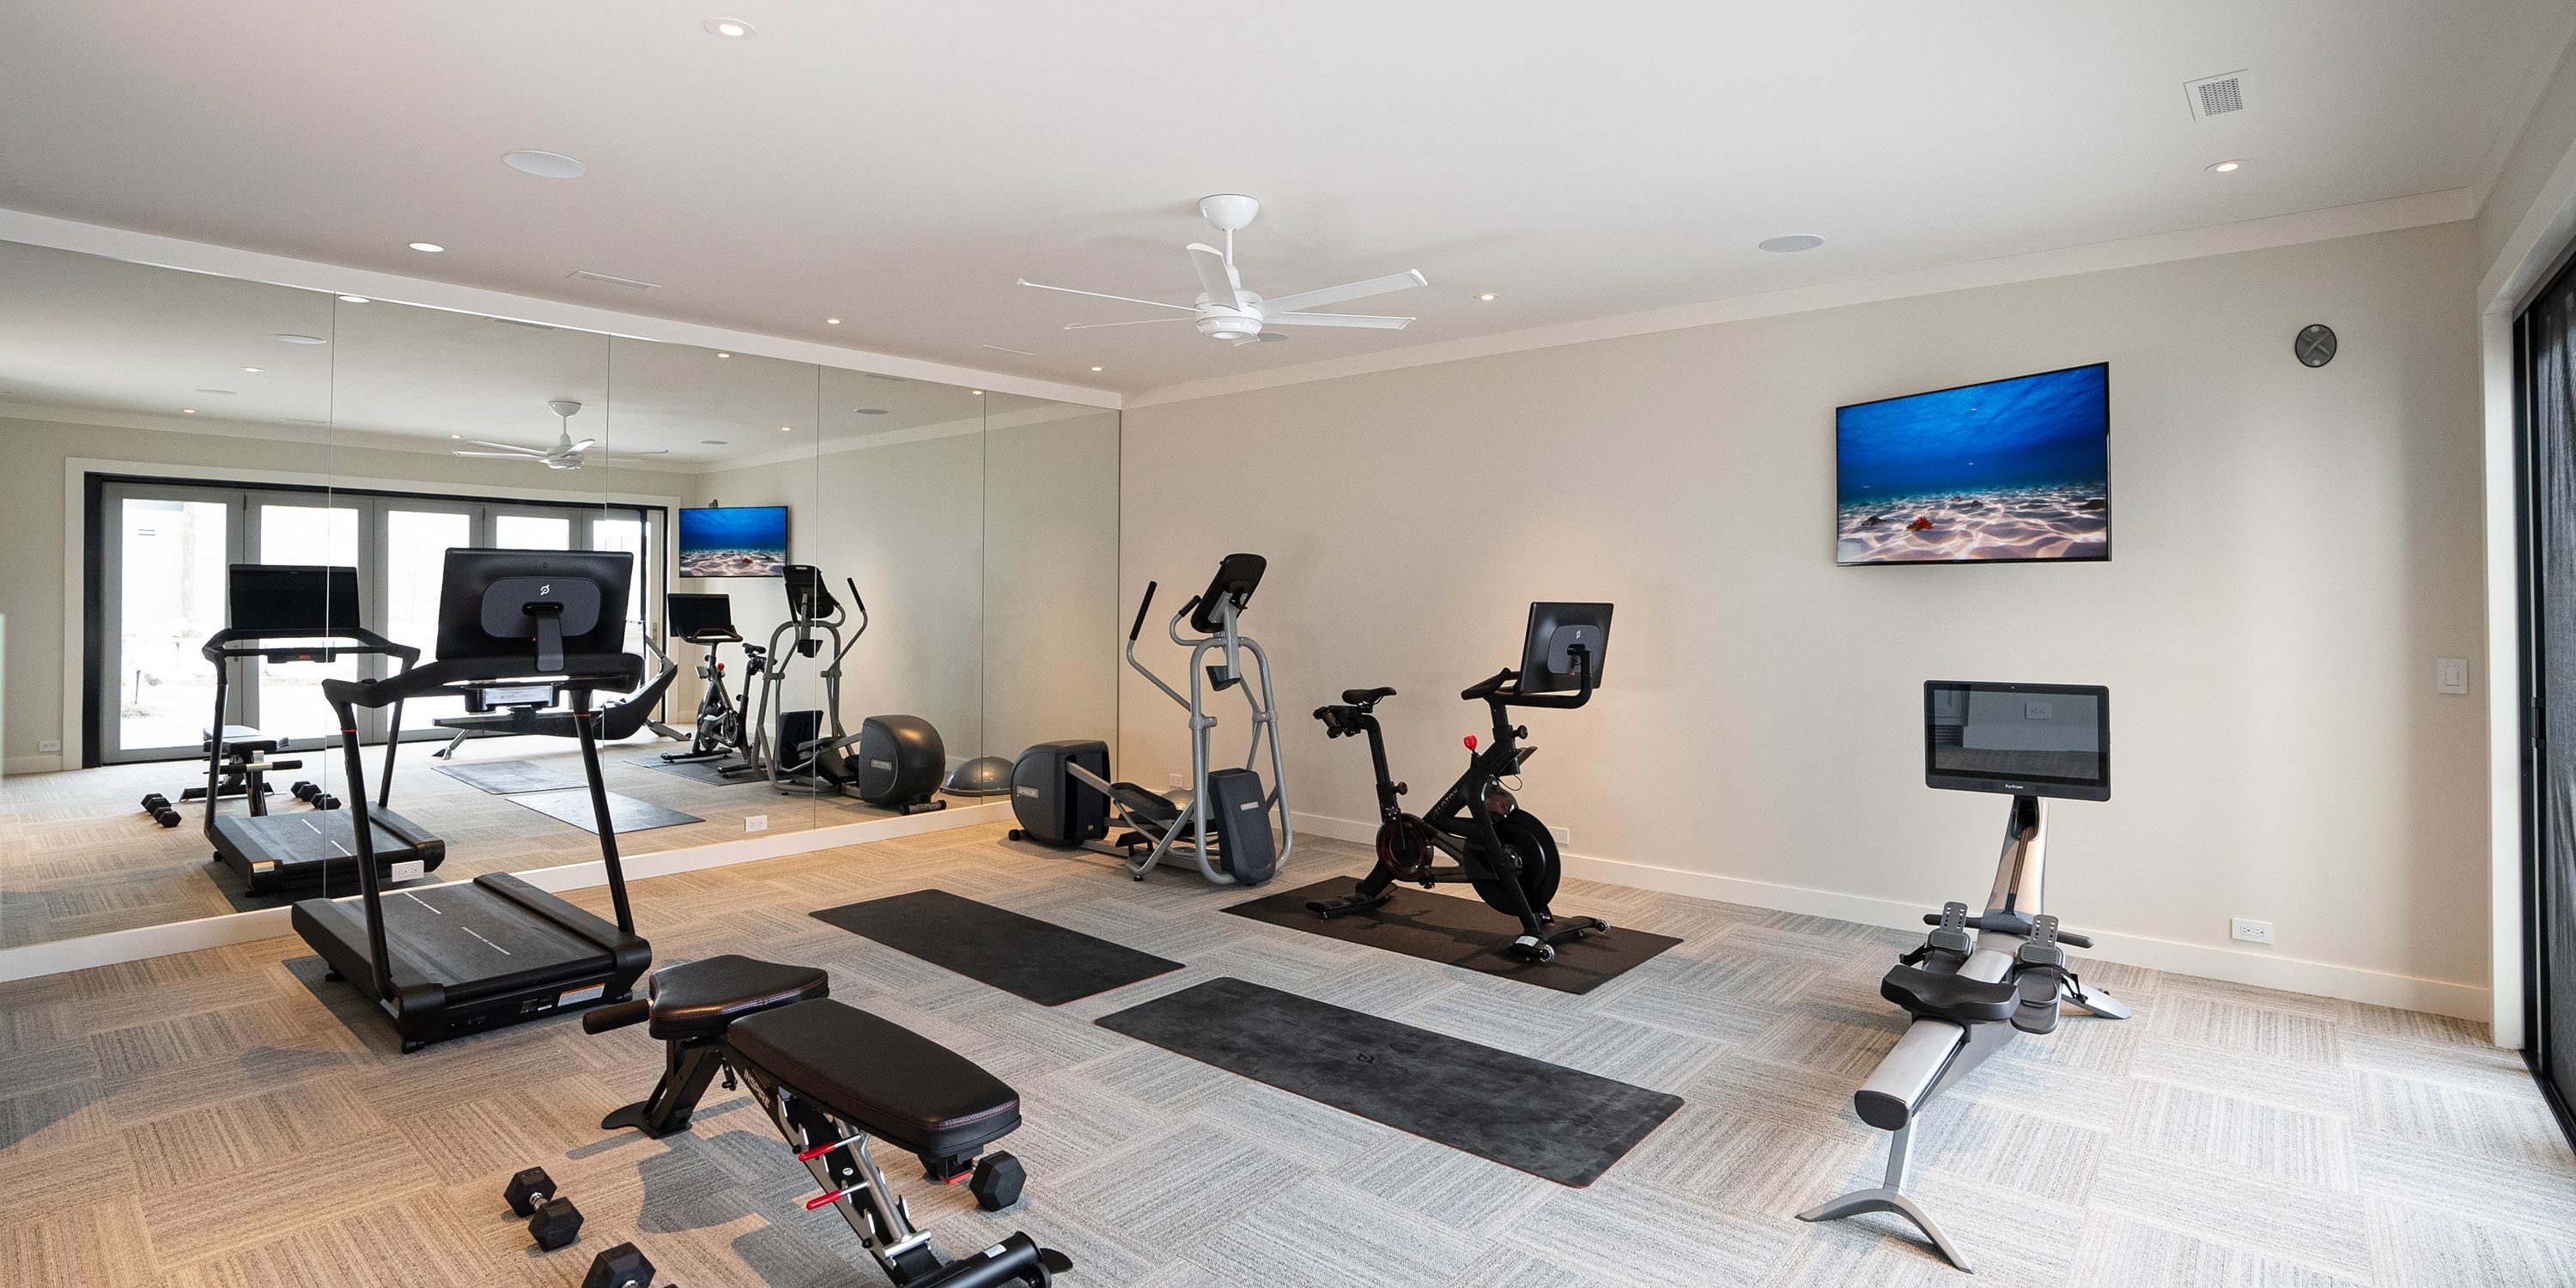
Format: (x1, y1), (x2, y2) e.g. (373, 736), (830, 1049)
(1129, 581), (1158, 643)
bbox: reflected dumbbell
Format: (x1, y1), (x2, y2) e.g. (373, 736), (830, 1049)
(138, 793), (183, 828)
(290, 781), (343, 811)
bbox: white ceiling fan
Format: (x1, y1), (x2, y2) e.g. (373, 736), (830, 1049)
(1018, 194), (1427, 346)
(450, 399), (667, 469)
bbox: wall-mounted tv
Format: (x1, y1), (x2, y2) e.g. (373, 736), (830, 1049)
(1836, 362), (2109, 566)
(677, 505), (789, 578)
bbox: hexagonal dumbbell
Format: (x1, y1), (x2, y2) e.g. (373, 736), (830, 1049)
(502, 1165), (559, 1218)
(968, 1151), (1026, 1212)
(526, 1195), (584, 1251)
(582, 1242), (655, 1288)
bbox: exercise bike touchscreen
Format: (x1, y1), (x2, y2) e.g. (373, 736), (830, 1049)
(1519, 602), (1613, 692)
(1923, 681), (2108, 800)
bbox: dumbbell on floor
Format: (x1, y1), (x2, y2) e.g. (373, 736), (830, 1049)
(290, 780), (319, 801)
(583, 1242), (655, 1288)
(139, 793), (184, 828)
(503, 1166), (585, 1252)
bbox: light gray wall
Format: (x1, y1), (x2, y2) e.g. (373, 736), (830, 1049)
(1121, 221), (2488, 1003)
(984, 408), (1121, 757)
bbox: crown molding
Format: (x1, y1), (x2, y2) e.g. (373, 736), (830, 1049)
(1127, 187), (2479, 409)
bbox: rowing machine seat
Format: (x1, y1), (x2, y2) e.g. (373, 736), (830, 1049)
(1880, 964), (2019, 1024)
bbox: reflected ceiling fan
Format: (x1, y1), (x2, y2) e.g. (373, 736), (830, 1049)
(450, 399), (666, 470)
(1018, 194), (1427, 346)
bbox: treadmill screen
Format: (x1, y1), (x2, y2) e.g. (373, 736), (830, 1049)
(228, 565), (362, 635)
(1923, 681), (2109, 801)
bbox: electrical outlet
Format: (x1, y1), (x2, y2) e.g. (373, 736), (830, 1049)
(744, 813), (769, 834)
(36, 739), (62, 754)
(1550, 825), (1571, 845)
(1169, 772), (1188, 790)
(2231, 918), (2275, 945)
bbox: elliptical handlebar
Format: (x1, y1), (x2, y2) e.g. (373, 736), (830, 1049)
(1128, 581), (1158, 643)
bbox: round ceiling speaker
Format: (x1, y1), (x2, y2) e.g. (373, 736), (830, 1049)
(1758, 234), (1826, 253)
(2295, 324), (2337, 368)
(502, 150), (587, 179)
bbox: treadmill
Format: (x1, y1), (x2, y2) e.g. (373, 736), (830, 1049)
(292, 548), (653, 1051)
(201, 565), (446, 896)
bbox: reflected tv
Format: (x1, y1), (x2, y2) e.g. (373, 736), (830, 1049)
(1837, 362), (2110, 566)
(677, 506), (788, 578)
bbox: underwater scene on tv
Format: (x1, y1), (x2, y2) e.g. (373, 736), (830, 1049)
(1836, 362), (2109, 565)
(677, 505), (789, 577)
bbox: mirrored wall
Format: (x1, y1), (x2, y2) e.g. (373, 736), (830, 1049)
(0, 237), (1118, 952)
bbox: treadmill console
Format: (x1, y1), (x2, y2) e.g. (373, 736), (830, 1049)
(468, 683), (560, 713)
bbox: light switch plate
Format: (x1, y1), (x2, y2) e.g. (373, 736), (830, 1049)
(2436, 658), (2470, 696)
(36, 739), (62, 753)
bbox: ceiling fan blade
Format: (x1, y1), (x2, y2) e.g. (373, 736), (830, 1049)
(1187, 243), (1240, 308)
(617, 448), (673, 456)
(1261, 311), (1415, 330)
(465, 440), (544, 453)
(565, 438), (598, 454)
(1256, 269), (1428, 315)
(453, 450), (542, 459)
(1061, 316), (1194, 331)
(1017, 279), (1197, 313)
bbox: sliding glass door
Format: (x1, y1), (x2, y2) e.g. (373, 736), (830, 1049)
(91, 478), (660, 764)
(2520, 251), (2576, 1145)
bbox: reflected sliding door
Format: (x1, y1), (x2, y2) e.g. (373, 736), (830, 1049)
(2520, 249), (2576, 1150)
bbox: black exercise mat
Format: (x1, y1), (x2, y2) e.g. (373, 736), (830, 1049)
(1098, 976), (1681, 1186)
(626, 754), (762, 787)
(507, 788), (702, 835)
(810, 889), (1183, 1005)
(1223, 876), (1681, 995)
(435, 759), (585, 795)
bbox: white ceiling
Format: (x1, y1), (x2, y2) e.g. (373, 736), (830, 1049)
(0, 239), (999, 464)
(0, 2), (2569, 397)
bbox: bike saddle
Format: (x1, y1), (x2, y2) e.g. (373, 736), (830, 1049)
(1342, 686), (1396, 705)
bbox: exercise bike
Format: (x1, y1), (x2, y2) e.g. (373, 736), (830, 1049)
(1797, 681), (2130, 1273)
(660, 592), (759, 765)
(1309, 602), (1613, 963)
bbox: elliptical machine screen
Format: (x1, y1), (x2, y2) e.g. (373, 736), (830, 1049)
(1923, 681), (2108, 800)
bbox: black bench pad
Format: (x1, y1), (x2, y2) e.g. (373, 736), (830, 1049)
(647, 955), (831, 1039)
(726, 999), (1021, 1159)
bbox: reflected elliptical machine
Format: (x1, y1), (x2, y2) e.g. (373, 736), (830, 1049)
(1799, 680), (2131, 1273)
(1308, 602), (1613, 963)
(1008, 554), (1288, 885)
(734, 565), (945, 813)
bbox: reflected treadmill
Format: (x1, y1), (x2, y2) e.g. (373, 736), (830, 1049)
(201, 565), (445, 895)
(293, 549), (652, 1051)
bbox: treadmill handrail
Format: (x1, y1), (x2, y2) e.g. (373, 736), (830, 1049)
(202, 623), (417, 665)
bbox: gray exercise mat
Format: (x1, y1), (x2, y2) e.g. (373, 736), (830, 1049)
(1224, 876), (1681, 995)
(627, 755), (762, 787)
(1097, 976), (1681, 1186)
(507, 788), (701, 835)
(435, 759), (586, 795)
(811, 889), (1183, 1005)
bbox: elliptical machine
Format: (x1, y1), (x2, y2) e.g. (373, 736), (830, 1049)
(1007, 554), (1289, 885)
(1309, 602), (1614, 963)
(661, 592), (759, 765)
(1797, 681), (2130, 1273)
(738, 566), (945, 813)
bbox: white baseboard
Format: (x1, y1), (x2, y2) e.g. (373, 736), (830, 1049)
(3, 754), (66, 775)
(0, 801), (1011, 985)
(1289, 811), (2491, 1023)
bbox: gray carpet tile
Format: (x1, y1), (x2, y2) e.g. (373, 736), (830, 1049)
(0, 821), (2564, 1285)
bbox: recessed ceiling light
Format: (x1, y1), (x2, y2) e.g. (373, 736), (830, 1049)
(501, 150), (586, 179)
(1476, 292), (1498, 301)
(272, 333), (327, 344)
(700, 438), (727, 445)
(971, 390), (983, 396)
(1757, 234), (1826, 253)
(240, 366), (264, 373)
(716, 351), (731, 358)
(704, 17), (754, 39)
(450, 434), (461, 439)
(825, 317), (841, 325)
(780, 425), (793, 432)
(408, 241), (445, 253)
(2208, 160), (2243, 173)
(181, 408), (197, 414)
(337, 295), (369, 304)
(1090, 365), (1104, 372)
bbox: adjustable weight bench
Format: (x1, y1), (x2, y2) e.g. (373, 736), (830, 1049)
(586, 955), (1072, 1288)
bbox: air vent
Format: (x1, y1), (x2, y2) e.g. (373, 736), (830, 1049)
(2185, 70), (2250, 121)
(568, 269), (660, 290)
(981, 344), (1036, 357)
